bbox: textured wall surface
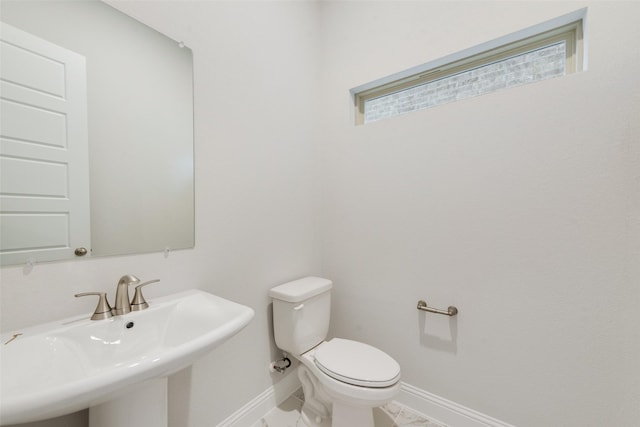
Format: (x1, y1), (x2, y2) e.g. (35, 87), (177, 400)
(319, 2), (640, 426)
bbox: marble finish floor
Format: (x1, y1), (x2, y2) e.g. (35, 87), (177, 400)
(254, 389), (447, 427)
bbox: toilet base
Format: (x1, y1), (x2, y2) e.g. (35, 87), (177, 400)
(298, 365), (331, 427)
(296, 364), (380, 427)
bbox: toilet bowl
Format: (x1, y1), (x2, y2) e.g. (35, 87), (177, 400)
(269, 277), (401, 427)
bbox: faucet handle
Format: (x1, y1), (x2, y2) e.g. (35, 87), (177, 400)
(75, 292), (113, 320)
(130, 279), (160, 311)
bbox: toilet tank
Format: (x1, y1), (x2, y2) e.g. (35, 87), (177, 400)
(269, 277), (332, 355)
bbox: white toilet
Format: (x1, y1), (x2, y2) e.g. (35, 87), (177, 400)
(269, 277), (401, 427)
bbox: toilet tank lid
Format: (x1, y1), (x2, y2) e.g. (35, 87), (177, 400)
(269, 277), (333, 303)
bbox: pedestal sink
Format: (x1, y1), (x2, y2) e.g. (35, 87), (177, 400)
(0, 289), (254, 426)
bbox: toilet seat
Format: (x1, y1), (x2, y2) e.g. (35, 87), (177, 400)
(313, 338), (400, 388)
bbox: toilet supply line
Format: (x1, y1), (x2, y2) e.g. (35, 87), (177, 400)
(270, 355), (292, 373)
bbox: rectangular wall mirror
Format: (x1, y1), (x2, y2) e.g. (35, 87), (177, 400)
(0, 0), (195, 266)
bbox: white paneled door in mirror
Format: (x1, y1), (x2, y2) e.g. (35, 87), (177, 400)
(0, 22), (90, 266)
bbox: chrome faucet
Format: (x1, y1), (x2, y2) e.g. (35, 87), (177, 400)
(113, 274), (140, 315)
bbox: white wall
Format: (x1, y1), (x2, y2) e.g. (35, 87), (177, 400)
(319, 2), (640, 427)
(0, 1), (320, 426)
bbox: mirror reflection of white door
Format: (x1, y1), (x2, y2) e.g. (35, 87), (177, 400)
(0, 22), (90, 266)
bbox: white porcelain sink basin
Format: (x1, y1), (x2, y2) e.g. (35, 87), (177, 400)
(0, 289), (254, 425)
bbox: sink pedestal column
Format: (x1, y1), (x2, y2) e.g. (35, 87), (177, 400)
(89, 378), (168, 427)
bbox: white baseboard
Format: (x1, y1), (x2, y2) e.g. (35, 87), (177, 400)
(397, 382), (516, 427)
(215, 369), (301, 427)
(215, 370), (514, 427)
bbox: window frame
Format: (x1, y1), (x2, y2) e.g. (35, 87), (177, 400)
(352, 13), (585, 125)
